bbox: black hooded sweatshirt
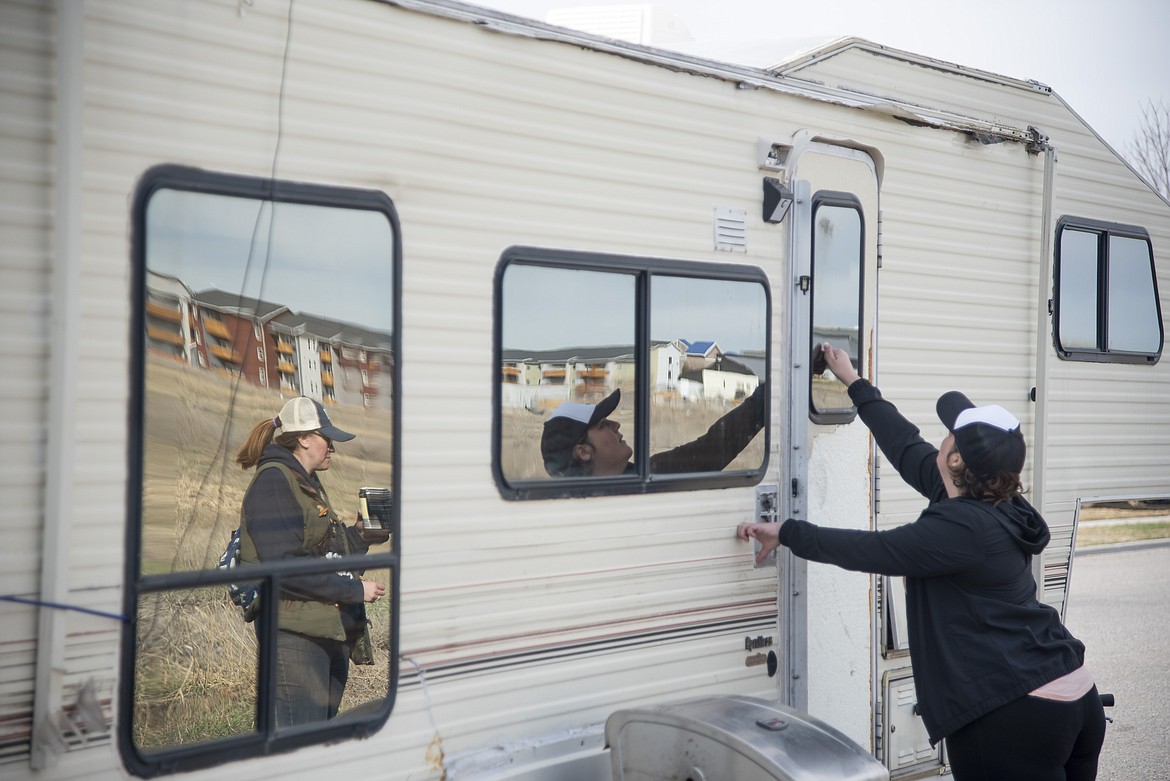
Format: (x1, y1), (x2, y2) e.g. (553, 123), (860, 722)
(778, 379), (1085, 743)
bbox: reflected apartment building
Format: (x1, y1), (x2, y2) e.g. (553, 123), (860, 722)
(145, 270), (393, 411)
(499, 338), (759, 411)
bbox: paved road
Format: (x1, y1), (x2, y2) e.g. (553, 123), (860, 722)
(1065, 543), (1170, 781)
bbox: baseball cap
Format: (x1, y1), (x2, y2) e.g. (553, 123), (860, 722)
(275, 397), (355, 442)
(936, 391), (1025, 480)
(541, 389), (621, 476)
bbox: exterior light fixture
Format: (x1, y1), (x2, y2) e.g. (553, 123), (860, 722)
(762, 177), (793, 224)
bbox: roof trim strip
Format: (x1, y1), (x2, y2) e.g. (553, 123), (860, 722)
(378, 0), (1035, 144)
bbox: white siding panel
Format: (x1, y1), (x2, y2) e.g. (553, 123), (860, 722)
(36, 0), (794, 777)
(0, 0), (54, 767)
(876, 136), (1046, 522)
(798, 46), (1170, 529)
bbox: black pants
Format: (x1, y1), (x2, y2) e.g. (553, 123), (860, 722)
(946, 686), (1106, 781)
(275, 630), (349, 727)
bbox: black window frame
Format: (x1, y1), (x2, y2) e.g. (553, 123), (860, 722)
(809, 191), (865, 425)
(121, 165), (402, 776)
(492, 246), (771, 501)
(1053, 216), (1163, 365)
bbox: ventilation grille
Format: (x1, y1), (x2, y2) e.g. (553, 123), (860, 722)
(713, 207), (747, 252)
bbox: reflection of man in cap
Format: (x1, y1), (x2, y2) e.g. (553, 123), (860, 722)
(541, 385), (765, 477)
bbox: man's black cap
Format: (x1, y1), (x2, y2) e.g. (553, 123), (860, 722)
(540, 389), (621, 476)
(936, 390), (1026, 480)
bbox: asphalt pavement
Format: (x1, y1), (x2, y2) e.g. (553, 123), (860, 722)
(1065, 542), (1170, 780)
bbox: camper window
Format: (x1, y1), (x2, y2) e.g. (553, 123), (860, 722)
(810, 195), (864, 423)
(1054, 218), (1163, 363)
(495, 248), (769, 499)
(125, 166), (401, 775)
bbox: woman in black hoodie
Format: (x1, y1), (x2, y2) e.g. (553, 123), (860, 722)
(738, 344), (1105, 781)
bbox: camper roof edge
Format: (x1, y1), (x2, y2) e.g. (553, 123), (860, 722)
(378, 0), (1035, 145)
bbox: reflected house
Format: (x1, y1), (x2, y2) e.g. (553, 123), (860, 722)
(190, 288), (290, 383)
(264, 310), (391, 409)
(649, 339), (686, 394)
(144, 270), (198, 363)
(812, 324), (860, 360)
(499, 345), (635, 410)
(730, 349), (766, 382)
(679, 339), (722, 372)
(679, 355), (759, 402)
(321, 327), (394, 412)
(145, 272), (393, 410)
(500, 340), (701, 409)
(702, 355), (759, 401)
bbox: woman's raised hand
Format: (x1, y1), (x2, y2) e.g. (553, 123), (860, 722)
(821, 343), (861, 386)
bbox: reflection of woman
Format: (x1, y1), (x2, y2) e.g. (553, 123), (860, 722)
(739, 345), (1105, 781)
(235, 397), (386, 726)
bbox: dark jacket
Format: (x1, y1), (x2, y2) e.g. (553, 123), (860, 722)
(240, 444), (370, 641)
(779, 379), (1085, 742)
(560, 383), (766, 477)
(649, 382), (766, 474)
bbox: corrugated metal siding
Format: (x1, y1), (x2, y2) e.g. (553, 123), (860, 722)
(42, 0), (826, 777)
(780, 45), (1051, 130)
(0, 0), (54, 767)
(1043, 123), (1170, 511)
(795, 45), (1170, 529)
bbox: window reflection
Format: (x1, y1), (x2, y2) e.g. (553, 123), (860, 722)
(132, 585), (260, 749)
(810, 200), (863, 420)
(499, 265), (636, 481)
(134, 181), (396, 756)
(648, 276), (767, 474)
(497, 258), (769, 490)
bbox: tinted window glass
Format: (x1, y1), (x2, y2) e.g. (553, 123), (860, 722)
(649, 276), (766, 474)
(1107, 235), (1161, 353)
(128, 169), (399, 773)
(495, 250), (769, 498)
(1057, 229), (1099, 350)
(1054, 219), (1162, 363)
(810, 199), (863, 421)
(499, 264), (636, 482)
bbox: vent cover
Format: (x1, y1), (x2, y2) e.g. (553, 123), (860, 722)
(714, 207), (747, 253)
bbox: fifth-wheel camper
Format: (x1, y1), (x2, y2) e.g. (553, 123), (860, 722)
(3, 1), (1167, 780)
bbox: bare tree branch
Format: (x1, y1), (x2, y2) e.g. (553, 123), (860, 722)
(1128, 98), (1170, 200)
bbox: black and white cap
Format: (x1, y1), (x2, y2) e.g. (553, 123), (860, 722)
(540, 389), (621, 476)
(936, 391), (1025, 480)
(275, 396), (355, 442)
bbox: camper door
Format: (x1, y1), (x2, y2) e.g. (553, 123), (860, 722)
(783, 141), (921, 765)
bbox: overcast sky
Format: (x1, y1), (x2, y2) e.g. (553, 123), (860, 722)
(470, 0), (1168, 158)
(147, 190), (395, 333)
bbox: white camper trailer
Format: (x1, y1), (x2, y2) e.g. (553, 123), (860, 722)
(3, 1), (1167, 780)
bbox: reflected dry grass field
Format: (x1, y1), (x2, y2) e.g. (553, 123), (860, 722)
(500, 393), (765, 480)
(134, 356), (394, 749)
